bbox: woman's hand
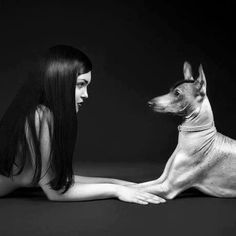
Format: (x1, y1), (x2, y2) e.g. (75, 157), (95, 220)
(115, 185), (166, 205)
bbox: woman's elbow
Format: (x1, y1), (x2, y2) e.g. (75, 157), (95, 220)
(43, 190), (57, 201)
(46, 193), (59, 201)
(46, 192), (67, 201)
(41, 186), (63, 201)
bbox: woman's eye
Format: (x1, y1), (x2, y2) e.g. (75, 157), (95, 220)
(77, 83), (85, 88)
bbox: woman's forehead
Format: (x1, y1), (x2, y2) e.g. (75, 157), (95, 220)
(77, 71), (91, 83)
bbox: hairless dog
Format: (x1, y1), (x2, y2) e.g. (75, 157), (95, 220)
(135, 62), (236, 200)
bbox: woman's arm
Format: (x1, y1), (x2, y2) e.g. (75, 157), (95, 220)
(74, 175), (136, 186)
(37, 110), (164, 204)
(40, 179), (164, 204)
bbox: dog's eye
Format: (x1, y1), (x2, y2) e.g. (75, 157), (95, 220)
(174, 89), (181, 96)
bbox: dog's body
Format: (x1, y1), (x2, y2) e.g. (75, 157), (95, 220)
(138, 62), (236, 199)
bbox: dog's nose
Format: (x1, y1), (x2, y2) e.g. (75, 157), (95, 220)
(148, 100), (154, 107)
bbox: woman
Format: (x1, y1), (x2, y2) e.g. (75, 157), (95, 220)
(0, 45), (164, 204)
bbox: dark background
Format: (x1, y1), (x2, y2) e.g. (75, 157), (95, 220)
(1, 1), (236, 236)
(0, 0), (236, 164)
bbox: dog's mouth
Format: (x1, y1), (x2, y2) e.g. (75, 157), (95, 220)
(153, 106), (166, 112)
(148, 102), (166, 112)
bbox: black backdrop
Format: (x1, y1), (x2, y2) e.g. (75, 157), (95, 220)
(0, 0), (236, 164)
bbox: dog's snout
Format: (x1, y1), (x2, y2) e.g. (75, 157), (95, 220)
(148, 100), (154, 107)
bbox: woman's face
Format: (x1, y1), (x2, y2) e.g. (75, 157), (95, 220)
(75, 71), (91, 112)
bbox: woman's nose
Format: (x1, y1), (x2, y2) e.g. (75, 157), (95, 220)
(82, 88), (88, 99)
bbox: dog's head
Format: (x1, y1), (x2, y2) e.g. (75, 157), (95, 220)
(148, 62), (207, 117)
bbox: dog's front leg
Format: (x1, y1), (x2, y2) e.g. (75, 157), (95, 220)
(141, 168), (198, 199)
(136, 151), (197, 199)
(137, 146), (179, 188)
(141, 181), (185, 199)
(133, 180), (177, 199)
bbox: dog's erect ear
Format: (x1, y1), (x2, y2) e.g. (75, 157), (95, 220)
(183, 61), (194, 80)
(195, 64), (207, 96)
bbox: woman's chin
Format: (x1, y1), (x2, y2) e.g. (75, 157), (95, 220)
(76, 105), (79, 113)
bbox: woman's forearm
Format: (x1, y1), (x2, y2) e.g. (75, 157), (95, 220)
(74, 175), (115, 184)
(47, 182), (118, 201)
(74, 175), (136, 186)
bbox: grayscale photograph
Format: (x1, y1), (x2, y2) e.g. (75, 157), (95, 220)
(0, 1), (235, 235)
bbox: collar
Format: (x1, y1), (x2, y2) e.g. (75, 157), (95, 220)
(178, 121), (215, 132)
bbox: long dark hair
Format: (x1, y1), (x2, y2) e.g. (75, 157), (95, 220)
(0, 45), (92, 193)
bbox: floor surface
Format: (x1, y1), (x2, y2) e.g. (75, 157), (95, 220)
(0, 162), (235, 236)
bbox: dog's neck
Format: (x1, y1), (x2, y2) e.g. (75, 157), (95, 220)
(178, 96), (215, 132)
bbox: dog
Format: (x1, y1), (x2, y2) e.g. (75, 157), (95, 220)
(136, 62), (236, 200)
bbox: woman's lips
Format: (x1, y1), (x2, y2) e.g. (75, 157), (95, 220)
(76, 103), (83, 111)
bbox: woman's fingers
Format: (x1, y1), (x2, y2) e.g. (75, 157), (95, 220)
(135, 199), (149, 205)
(138, 193), (166, 204)
(137, 196), (160, 204)
(147, 193), (166, 203)
(147, 198), (165, 204)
